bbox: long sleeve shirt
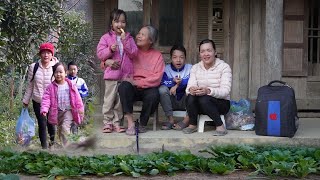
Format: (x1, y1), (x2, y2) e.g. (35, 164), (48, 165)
(133, 48), (165, 88)
(186, 58), (232, 100)
(161, 63), (192, 100)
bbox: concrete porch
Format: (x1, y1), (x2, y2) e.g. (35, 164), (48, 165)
(89, 106), (320, 155)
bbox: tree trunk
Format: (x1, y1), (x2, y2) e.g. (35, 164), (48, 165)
(10, 66), (15, 111)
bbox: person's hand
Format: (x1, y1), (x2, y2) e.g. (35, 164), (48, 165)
(189, 86), (199, 96)
(170, 85), (178, 96)
(120, 28), (125, 40)
(195, 87), (210, 96)
(79, 111), (84, 116)
(100, 61), (106, 69)
(173, 77), (182, 85)
(23, 103), (28, 108)
(105, 59), (120, 70)
(110, 43), (118, 52)
(41, 112), (47, 117)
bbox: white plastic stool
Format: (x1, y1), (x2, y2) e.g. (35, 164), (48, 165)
(172, 111), (187, 118)
(198, 115), (225, 133)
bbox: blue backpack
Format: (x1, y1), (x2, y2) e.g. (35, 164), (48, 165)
(255, 80), (298, 137)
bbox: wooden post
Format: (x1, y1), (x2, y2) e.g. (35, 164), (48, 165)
(143, 0), (151, 25)
(231, 0), (250, 100)
(263, 0), (283, 84)
(183, 0), (198, 64)
(223, 0), (234, 66)
(248, 0), (264, 99)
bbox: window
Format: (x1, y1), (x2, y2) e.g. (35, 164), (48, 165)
(308, 0), (320, 76)
(158, 0), (183, 46)
(118, 0), (143, 38)
(210, 0), (224, 48)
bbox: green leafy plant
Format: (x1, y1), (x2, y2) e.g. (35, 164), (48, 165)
(0, 145), (320, 178)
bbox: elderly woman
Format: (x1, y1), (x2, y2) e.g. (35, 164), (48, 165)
(118, 25), (165, 135)
(183, 39), (232, 136)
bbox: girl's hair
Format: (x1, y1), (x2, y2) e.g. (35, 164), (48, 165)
(170, 44), (187, 57)
(199, 39), (216, 52)
(109, 9), (127, 29)
(143, 25), (158, 46)
(52, 62), (67, 78)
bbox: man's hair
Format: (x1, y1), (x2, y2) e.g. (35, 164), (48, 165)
(170, 44), (186, 57)
(67, 61), (77, 70)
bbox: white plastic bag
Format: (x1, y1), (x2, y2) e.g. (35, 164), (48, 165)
(15, 108), (35, 146)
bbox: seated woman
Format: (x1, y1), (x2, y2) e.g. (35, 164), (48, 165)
(118, 25), (165, 135)
(159, 44), (192, 130)
(184, 39), (232, 136)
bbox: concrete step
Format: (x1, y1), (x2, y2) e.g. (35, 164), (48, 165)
(84, 118), (320, 155)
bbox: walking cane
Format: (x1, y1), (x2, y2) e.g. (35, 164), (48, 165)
(135, 119), (140, 154)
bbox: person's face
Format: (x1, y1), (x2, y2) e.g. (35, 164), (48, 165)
(68, 65), (78, 77)
(54, 65), (67, 83)
(199, 42), (216, 66)
(136, 27), (152, 49)
(171, 50), (186, 69)
(111, 14), (126, 35)
(40, 50), (53, 63)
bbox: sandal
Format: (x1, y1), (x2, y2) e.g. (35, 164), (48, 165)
(173, 121), (188, 130)
(113, 124), (126, 133)
(126, 127), (135, 136)
(161, 121), (174, 130)
(102, 124), (113, 133)
(212, 130), (228, 136)
(182, 127), (198, 134)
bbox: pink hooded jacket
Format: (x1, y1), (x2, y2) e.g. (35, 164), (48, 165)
(40, 79), (84, 125)
(96, 30), (138, 80)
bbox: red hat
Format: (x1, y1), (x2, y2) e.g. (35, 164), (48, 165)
(39, 42), (54, 55)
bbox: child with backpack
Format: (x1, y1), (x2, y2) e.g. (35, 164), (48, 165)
(41, 62), (84, 147)
(22, 42), (59, 149)
(97, 9), (138, 133)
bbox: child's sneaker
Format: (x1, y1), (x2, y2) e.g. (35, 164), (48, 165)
(70, 122), (78, 134)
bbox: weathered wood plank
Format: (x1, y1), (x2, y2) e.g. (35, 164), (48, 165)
(307, 82), (320, 98)
(183, 0), (198, 64)
(264, 0), (283, 82)
(231, 0), (250, 100)
(248, 0), (263, 99)
(282, 77), (307, 99)
(143, 0), (151, 25)
(223, 0), (234, 69)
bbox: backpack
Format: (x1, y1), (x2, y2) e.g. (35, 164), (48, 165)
(255, 80), (299, 137)
(30, 62), (39, 82)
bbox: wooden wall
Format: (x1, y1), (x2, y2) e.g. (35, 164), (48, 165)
(230, 0), (250, 100)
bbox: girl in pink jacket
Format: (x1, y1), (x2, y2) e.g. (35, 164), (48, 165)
(96, 9), (138, 133)
(41, 63), (84, 147)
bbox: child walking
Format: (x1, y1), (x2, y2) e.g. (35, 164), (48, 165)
(97, 9), (138, 133)
(41, 63), (84, 147)
(67, 61), (89, 99)
(67, 61), (89, 133)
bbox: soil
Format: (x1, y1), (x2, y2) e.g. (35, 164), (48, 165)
(19, 172), (320, 180)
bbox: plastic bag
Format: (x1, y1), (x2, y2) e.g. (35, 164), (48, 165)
(225, 99), (255, 131)
(15, 108), (35, 146)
